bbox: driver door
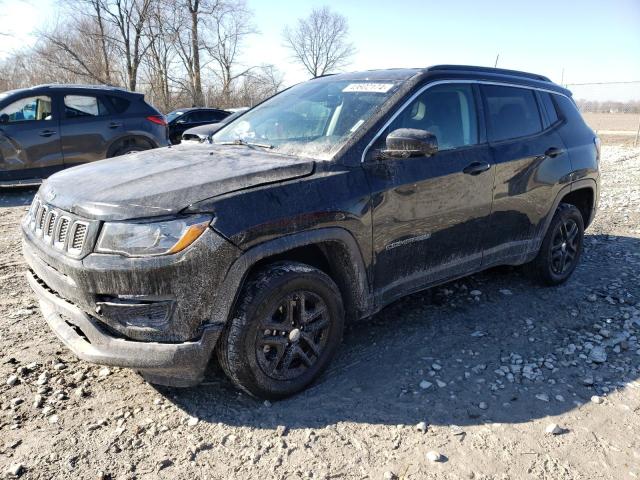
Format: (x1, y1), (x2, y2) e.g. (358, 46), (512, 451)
(0, 94), (63, 182)
(363, 83), (495, 304)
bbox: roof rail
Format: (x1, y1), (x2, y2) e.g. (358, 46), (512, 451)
(427, 65), (551, 82)
(36, 83), (132, 92)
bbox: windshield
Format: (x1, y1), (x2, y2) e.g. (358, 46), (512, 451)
(213, 79), (401, 160)
(166, 110), (185, 123)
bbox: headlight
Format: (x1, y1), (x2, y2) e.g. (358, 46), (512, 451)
(95, 215), (212, 257)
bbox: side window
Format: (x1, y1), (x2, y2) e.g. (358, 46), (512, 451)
(64, 95), (108, 118)
(483, 85), (542, 141)
(385, 84), (478, 151)
(198, 111), (220, 122)
(105, 96), (130, 114)
(539, 92), (559, 126)
(0, 96), (52, 123)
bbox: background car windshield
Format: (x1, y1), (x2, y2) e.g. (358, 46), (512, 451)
(213, 79), (401, 160)
(166, 110), (184, 123)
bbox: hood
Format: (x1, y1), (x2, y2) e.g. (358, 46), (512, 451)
(39, 143), (314, 221)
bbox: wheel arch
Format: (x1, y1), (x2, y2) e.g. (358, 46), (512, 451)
(535, 179), (597, 252)
(106, 134), (158, 158)
(211, 228), (372, 329)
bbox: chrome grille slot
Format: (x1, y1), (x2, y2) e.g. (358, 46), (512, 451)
(36, 205), (48, 233)
(58, 218), (69, 242)
(28, 198), (41, 229)
(45, 211), (57, 239)
(70, 222), (88, 252)
(54, 217), (70, 249)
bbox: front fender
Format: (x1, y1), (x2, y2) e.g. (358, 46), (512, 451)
(210, 227), (372, 328)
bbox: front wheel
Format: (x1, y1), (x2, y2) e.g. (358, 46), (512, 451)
(529, 203), (584, 286)
(217, 262), (344, 399)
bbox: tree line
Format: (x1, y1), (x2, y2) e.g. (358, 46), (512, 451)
(575, 99), (640, 114)
(0, 1), (355, 113)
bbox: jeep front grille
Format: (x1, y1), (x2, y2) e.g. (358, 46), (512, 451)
(25, 195), (97, 257)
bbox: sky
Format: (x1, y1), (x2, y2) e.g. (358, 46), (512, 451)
(1, 0), (639, 100)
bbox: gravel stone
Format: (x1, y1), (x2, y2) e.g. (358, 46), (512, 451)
(426, 451), (443, 462)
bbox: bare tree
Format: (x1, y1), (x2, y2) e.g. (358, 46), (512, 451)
(101, 0), (154, 91)
(205, 0), (255, 106)
(143, 0), (179, 110)
(282, 6), (355, 78)
(171, 0), (220, 105)
(38, 15), (116, 85)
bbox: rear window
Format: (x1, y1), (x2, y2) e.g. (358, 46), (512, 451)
(539, 92), (559, 125)
(483, 85), (542, 141)
(105, 95), (130, 114)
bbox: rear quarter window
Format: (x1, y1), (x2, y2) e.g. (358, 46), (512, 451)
(483, 85), (542, 142)
(539, 92), (559, 125)
(105, 96), (130, 114)
(554, 94), (588, 127)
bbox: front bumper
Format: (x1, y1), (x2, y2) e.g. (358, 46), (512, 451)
(27, 270), (220, 386)
(22, 213), (242, 387)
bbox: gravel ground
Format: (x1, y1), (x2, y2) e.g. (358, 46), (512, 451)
(1, 146), (639, 480)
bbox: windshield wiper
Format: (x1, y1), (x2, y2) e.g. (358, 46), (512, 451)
(218, 138), (274, 150)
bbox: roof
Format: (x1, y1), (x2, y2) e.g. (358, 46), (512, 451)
(314, 65), (568, 95)
(1, 84), (138, 97)
(168, 107), (230, 115)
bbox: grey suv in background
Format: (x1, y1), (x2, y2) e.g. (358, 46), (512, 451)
(0, 84), (168, 186)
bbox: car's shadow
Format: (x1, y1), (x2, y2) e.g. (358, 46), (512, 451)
(0, 187), (38, 208)
(157, 233), (640, 430)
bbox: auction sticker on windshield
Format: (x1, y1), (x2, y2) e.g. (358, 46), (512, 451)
(342, 83), (395, 93)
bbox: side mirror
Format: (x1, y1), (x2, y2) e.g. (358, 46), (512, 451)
(381, 128), (438, 159)
(0, 114), (9, 124)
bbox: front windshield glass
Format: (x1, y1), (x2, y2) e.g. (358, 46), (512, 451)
(166, 110), (184, 123)
(213, 79), (401, 160)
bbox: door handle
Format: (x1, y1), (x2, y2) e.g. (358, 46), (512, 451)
(544, 147), (563, 158)
(463, 162), (491, 175)
(108, 122), (122, 129)
(39, 130), (56, 137)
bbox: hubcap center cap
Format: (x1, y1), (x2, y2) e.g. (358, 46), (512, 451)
(288, 328), (301, 343)
(561, 242), (567, 252)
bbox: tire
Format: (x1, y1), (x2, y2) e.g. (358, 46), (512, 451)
(217, 262), (344, 399)
(529, 203), (584, 286)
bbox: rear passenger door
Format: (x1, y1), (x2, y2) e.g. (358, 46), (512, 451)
(60, 93), (114, 165)
(481, 84), (571, 266)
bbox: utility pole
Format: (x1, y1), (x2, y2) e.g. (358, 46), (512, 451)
(494, 54), (499, 68)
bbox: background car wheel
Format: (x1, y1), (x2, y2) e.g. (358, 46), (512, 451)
(529, 203), (584, 286)
(111, 145), (147, 157)
(217, 261), (344, 400)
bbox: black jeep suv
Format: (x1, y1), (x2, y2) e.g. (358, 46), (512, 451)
(22, 66), (600, 399)
(0, 84), (168, 186)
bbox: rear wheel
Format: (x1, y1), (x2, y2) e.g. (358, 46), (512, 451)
(112, 145), (147, 157)
(217, 262), (344, 399)
(529, 203), (584, 286)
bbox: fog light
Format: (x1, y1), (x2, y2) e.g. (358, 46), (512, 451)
(95, 298), (174, 330)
